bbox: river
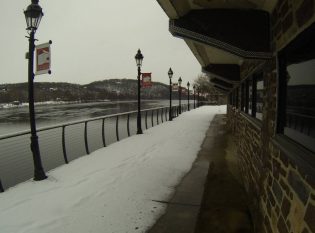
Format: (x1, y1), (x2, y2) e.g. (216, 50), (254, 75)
(0, 100), (170, 136)
(0, 99), (178, 190)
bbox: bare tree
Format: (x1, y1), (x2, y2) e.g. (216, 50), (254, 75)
(193, 74), (226, 104)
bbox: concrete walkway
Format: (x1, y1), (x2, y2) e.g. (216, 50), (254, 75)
(147, 114), (253, 233)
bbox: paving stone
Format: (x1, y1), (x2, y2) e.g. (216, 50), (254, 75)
(272, 180), (283, 204)
(279, 152), (289, 168)
(288, 170), (310, 205)
(277, 216), (289, 233)
(280, 178), (291, 197)
(302, 227), (310, 233)
(281, 196), (291, 219)
(264, 215), (273, 233)
(296, 0), (314, 27)
(268, 187), (276, 206)
(304, 202), (315, 232)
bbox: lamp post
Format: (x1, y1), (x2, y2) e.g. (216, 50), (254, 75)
(197, 87), (200, 107)
(193, 84), (196, 109)
(135, 49), (143, 134)
(24, 0), (47, 181)
(168, 68), (173, 121)
(178, 77), (182, 114)
(187, 82), (190, 111)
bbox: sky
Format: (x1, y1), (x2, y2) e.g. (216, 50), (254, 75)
(0, 106), (226, 233)
(0, 0), (201, 86)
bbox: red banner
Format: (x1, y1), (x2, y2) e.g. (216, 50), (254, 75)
(172, 83), (178, 91)
(36, 41), (51, 75)
(142, 73), (152, 88)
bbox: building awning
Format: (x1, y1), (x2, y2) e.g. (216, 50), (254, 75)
(157, 0), (278, 93)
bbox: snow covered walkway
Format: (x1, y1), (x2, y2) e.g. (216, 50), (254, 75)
(0, 106), (226, 233)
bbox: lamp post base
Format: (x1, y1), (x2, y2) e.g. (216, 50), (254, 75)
(34, 170), (48, 181)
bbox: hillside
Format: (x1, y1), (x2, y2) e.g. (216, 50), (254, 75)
(0, 79), (176, 103)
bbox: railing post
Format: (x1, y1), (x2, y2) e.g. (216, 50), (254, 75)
(145, 111), (148, 129)
(0, 179), (4, 193)
(161, 108), (164, 123)
(102, 118), (106, 147)
(84, 121), (89, 155)
(62, 126), (69, 164)
(127, 114), (130, 137)
(157, 109), (159, 125)
(151, 110), (154, 127)
(165, 107), (168, 121)
(116, 115), (119, 141)
(307, 118), (311, 136)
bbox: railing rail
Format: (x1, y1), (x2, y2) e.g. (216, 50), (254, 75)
(286, 111), (315, 136)
(0, 103), (194, 192)
(0, 107), (170, 140)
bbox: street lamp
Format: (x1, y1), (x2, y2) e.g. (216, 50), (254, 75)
(168, 68), (173, 121)
(187, 82), (190, 111)
(178, 77), (182, 114)
(135, 49), (143, 134)
(197, 86), (200, 107)
(24, 0), (47, 181)
(193, 84), (196, 109)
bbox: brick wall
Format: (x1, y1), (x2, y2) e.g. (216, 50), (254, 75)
(227, 0), (315, 232)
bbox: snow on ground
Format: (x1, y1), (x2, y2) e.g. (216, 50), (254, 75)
(0, 105), (226, 233)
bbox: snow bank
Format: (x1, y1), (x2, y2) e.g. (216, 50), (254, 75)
(0, 106), (226, 233)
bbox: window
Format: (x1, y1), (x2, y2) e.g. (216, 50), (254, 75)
(231, 90), (235, 107)
(243, 74), (263, 120)
(235, 88), (239, 109)
(248, 78), (253, 115)
(245, 80), (249, 113)
(278, 23), (315, 152)
(229, 93), (233, 105)
(241, 83), (245, 111)
(255, 73), (264, 120)
(231, 89), (238, 108)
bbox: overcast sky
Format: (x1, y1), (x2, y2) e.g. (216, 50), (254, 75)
(0, 0), (201, 86)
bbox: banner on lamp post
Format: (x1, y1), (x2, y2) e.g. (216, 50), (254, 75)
(142, 73), (152, 88)
(35, 41), (52, 75)
(172, 83), (178, 92)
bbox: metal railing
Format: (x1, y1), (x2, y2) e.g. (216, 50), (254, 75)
(0, 104), (193, 191)
(286, 111), (315, 137)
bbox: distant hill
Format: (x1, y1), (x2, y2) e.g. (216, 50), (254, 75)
(0, 79), (177, 103)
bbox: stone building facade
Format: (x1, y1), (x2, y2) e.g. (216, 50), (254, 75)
(228, 1), (315, 232)
(156, 0), (314, 232)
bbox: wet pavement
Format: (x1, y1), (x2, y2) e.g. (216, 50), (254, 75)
(147, 114), (253, 233)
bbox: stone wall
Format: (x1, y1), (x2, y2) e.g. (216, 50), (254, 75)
(227, 0), (315, 232)
(272, 0), (315, 51)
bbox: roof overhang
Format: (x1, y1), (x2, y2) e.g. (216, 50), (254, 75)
(213, 85), (230, 93)
(157, 0), (278, 93)
(157, 0), (277, 18)
(203, 64), (240, 84)
(170, 9), (271, 59)
(210, 78), (234, 91)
